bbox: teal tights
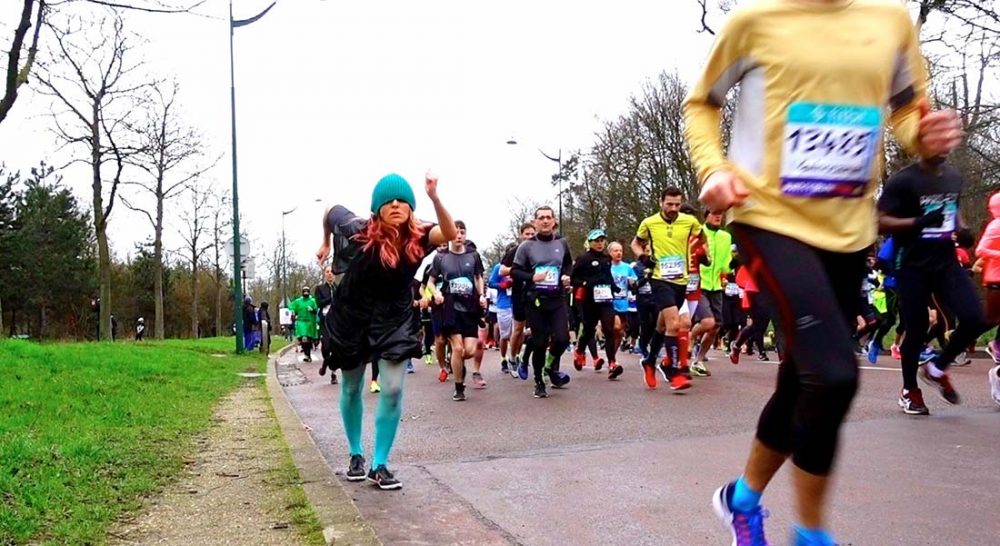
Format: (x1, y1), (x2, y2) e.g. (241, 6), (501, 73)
(340, 359), (407, 467)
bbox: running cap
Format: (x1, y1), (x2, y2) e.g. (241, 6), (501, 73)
(586, 229), (607, 241)
(371, 173), (416, 214)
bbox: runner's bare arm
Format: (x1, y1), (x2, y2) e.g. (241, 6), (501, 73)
(425, 172), (457, 246)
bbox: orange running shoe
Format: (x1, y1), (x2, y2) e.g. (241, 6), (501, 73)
(641, 358), (657, 389)
(670, 373), (692, 391)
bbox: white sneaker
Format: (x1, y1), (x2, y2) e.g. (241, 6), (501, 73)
(989, 365), (1000, 408)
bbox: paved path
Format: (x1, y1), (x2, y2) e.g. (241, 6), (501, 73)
(278, 347), (1000, 545)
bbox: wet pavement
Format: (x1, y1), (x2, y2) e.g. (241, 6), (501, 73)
(277, 346), (1000, 545)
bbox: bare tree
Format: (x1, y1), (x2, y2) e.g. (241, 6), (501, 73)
(208, 189), (231, 338)
(34, 11), (148, 340)
(121, 80), (214, 339)
(177, 177), (213, 338)
(2, 0), (207, 128)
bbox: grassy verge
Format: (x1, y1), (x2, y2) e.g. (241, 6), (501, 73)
(262, 383), (326, 546)
(0, 336), (285, 545)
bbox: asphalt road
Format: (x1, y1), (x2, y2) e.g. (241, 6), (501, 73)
(278, 345), (1000, 546)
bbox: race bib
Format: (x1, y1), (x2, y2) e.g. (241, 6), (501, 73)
(780, 102), (881, 198)
(535, 265), (560, 291)
(593, 284), (613, 303)
(449, 277), (474, 296)
(920, 195), (958, 240)
(506, 287), (513, 296)
(724, 283), (740, 297)
(686, 273), (700, 293)
(658, 256), (685, 279)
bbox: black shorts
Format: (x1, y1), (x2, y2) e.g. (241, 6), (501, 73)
(703, 290), (724, 322)
(512, 292), (527, 322)
(443, 309), (481, 339)
(650, 279), (688, 312)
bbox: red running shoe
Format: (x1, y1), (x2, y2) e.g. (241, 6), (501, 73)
(573, 351), (586, 371)
(438, 368), (448, 383)
(641, 358), (657, 389)
(670, 373), (692, 391)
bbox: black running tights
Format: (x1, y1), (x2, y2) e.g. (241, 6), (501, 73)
(577, 302), (616, 362)
(732, 224), (863, 476)
(525, 299), (570, 383)
(896, 264), (989, 391)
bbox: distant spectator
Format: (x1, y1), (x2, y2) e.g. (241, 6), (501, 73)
(135, 317), (146, 341)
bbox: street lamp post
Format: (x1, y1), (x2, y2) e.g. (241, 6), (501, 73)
(507, 139), (563, 231)
(280, 206), (297, 308)
(228, 0), (276, 353)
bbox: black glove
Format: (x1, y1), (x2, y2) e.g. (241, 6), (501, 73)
(639, 254), (655, 270)
(956, 227), (975, 249)
(914, 209), (945, 230)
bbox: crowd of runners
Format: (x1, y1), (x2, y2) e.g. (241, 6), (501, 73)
(290, 1), (1000, 545)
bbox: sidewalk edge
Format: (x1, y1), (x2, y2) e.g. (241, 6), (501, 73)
(266, 345), (382, 546)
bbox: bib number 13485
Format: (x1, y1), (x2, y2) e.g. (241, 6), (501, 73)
(780, 102), (881, 199)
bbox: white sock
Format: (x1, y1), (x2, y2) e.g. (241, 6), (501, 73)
(927, 363), (946, 378)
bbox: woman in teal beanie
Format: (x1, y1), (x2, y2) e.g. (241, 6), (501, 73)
(316, 171), (456, 490)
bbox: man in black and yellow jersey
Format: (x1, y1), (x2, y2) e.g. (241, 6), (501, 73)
(683, 1), (964, 545)
(631, 186), (700, 392)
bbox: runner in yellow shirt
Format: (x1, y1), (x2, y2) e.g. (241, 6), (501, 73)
(684, 1), (963, 545)
(631, 186), (701, 391)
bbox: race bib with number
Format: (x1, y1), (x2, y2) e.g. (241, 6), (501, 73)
(535, 265), (560, 291)
(449, 277), (474, 296)
(592, 284), (613, 303)
(686, 273), (700, 293)
(920, 196), (958, 240)
(658, 256), (685, 279)
(724, 283), (741, 297)
(638, 281), (652, 295)
(506, 287), (513, 296)
(780, 102), (881, 198)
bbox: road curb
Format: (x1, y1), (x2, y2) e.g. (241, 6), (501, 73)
(266, 345), (382, 546)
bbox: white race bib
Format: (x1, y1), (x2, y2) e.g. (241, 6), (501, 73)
(920, 196), (958, 240)
(780, 102), (881, 198)
(535, 265), (560, 291)
(593, 284), (613, 303)
(658, 256), (685, 279)
(449, 277), (474, 296)
(686, 273), (700, 293)
(724, 283), (740, 297)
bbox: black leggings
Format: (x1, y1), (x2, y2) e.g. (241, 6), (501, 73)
(896, 264), (989, 390)
(732, 224), (863, 476)
(734, 296), (768, 354)
(525, 299), (571, 383)
(873, 288), (898, 349)
(577, 302), (616, 362)
(637, 301), (658, 353)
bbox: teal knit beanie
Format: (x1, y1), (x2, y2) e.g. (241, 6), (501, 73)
(370, 173), (416, 214)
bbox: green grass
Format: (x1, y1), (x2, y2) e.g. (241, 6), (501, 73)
(0, 337), (286, 545)
(263, 391), (326, 546)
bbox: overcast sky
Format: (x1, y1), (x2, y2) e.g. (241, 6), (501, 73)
(1, 0), (719, 275)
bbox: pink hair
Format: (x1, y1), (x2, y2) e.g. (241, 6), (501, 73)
(353, 215), (427, 269)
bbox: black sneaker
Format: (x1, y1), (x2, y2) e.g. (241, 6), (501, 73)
(452, 384), (467, 401)
(500, 360), (509, 374)
(367, 465), (402, 490)
(757, 352), (770, 362)
(330, 373), (338, 385)
(533, 382), (548, 398)
(346, 454), (366, 481)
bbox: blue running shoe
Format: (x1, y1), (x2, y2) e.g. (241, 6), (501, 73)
(919, 347), (937, 365)
(866, 340), (880, 365)
(549, 371), (571, 389)
(713, 481), (769, 546)
(406, 361), (415, 374)
(792, 526), (836, 546)
(517, 358), (529, 381)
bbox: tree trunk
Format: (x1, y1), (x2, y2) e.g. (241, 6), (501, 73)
(153, 186), (165, 339)
(191, 256), (199, 338)
(92, 110), (112, 341)
(215, 277), (222, 338)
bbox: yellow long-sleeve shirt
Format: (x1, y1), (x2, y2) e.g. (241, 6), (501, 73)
(683, 0), (929, 253)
